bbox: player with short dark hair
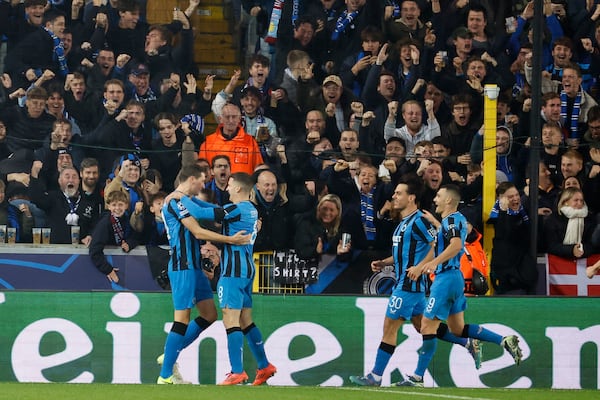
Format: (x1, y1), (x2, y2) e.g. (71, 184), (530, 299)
(349, 179), (481, 386)
(397, 185), (523, 387)
(174, 172), (276, 385)
(156, 165), (250, 385)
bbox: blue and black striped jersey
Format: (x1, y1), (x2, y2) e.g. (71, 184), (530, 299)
(392, 210), (436, 293)
(161, 198), (202, 272)
(434, 211), (467, 274)
(180, 197), (258, 279)
(220, 201), (258, 279)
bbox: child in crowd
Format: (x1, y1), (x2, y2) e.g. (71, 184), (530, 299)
(89, 190), (141, 283)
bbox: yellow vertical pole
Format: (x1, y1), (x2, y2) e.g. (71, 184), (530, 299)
(482, 85), (499, 277)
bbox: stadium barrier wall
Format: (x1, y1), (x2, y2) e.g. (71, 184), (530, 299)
(0, 246), (552, 294)
(0, 291), (597, 389)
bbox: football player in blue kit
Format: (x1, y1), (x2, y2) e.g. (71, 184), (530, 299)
(350, 179), (482, 387)
(397, 185), (523, 387)
(157, 165), (251, 385)
(178, 172), (277, 386)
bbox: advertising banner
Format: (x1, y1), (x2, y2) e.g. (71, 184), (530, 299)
(0, 292), (597, 389)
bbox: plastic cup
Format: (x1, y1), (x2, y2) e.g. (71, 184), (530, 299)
(32, 228), (42, 244)
(7, 227), (16, 244)
(71, 226), (80, 245)
(42, 228), (51, 244)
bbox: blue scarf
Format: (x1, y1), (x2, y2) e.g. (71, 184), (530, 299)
(122, 182), (141, 213)
(560, 89), (582, 140)
(489, 199), (529, 223)
(132, 86), (157, 103)
(43, 27), (68, 78)
(331, 9), (359, 41)
(360, 188), (376, 241)
(388, 1), (401, 18)
(252, 186), (278, 210)
(352, 51), (368, 96)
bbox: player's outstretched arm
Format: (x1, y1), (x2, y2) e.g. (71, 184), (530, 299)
(182, 216), (250, 244)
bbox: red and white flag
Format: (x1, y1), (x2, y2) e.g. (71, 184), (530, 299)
(546, 254), (600, 296)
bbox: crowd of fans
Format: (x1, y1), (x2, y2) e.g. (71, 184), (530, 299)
(2, 0), (600, 294)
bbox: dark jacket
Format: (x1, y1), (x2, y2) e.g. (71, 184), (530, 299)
(544, 212), (597, 259)
(28, 177), (100, 244)
(251, 188), (292, 252)
(488, 210), (537, 294)
(0, 106), (55, 152)
(294, 210), (342, 260)
(89, 211), (140, 274)
(5, 27), (58, 88)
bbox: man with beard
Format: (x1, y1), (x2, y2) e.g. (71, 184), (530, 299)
(125, 64), (178, 122)
(420, 160), (443, 213)
(28, 164), (99, 244)
(384, 99), (439, 158)
(78, 158), (103, 247)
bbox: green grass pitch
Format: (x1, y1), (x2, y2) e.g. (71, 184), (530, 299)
(0, 383), (597, 400)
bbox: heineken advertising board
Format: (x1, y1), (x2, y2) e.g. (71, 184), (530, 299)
(0, 292), (597, 389)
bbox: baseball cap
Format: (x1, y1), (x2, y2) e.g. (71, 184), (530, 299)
(452, 26), (474, 39)
(130, 62), (150, 76)
(119, 153), (142, 169)
(322, 75), (342, 87)
(240, 85), (263, 100)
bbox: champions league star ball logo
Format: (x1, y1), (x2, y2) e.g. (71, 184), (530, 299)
(363, 265), (396, 295)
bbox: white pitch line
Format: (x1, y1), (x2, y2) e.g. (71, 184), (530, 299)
(336, 386), (495, 400)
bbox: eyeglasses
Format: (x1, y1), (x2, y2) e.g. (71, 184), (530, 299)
(589, 124), (600, 131)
